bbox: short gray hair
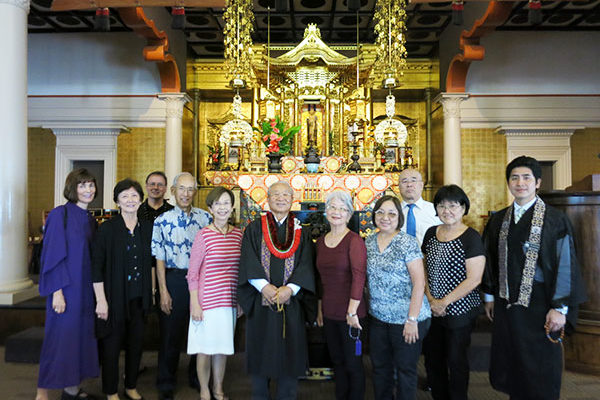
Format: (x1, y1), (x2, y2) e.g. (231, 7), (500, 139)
(172, 172), (196, 188)
(325, 190), (354, 214)
(267, 181), (294, 197)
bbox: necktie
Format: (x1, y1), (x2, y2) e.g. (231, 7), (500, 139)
(407, 204), (416, 237)
(514, 206), (525, 223)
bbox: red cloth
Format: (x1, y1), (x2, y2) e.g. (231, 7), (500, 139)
(316, 231), (367, 320)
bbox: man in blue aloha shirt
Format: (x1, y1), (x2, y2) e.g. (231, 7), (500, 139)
(152, 172), (211, 400)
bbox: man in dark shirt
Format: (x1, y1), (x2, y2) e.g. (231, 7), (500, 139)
(137, 171), (174, 221)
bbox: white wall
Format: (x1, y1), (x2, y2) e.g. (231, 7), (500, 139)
(466, 31), (600, 94)
(28, 32), (162, 95)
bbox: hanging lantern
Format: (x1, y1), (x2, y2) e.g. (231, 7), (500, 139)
(373, 0), (407, 88)
(223, 0), (255, 86)
(94, 7), (110, 32)
(528, 0), (542, 25)
(171, 6), (185, 30)
(452, 0), (464, 26)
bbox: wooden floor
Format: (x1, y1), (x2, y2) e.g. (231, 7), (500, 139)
(3, 348), (600, 400)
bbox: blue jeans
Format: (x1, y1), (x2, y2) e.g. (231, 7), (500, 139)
(369, 316), (430, 400)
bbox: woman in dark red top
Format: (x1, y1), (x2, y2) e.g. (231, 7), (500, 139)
(316, 190), (367, 400)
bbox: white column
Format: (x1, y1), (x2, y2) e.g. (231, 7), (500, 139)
(158, 93), (191, 184)
(436, 93), (469, 186)
(0, 0), (37, 304)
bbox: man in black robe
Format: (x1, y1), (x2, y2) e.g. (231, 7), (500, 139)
(482, 156), (586, 400)
(238, 181), (316, 400)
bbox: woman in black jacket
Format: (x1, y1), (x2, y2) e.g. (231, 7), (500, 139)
(92, 178), (154, 400)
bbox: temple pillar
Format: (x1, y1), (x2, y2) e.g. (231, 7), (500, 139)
(158, 93), (191, 183)
(0, 0), (37, 304)
(436, 93), (469, 186)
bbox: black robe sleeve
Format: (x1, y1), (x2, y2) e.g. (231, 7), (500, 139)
(291, 228), (317, 324)
(237, 219), (264, 317)
(481, 209), (505, 297)
(539, 207), (587, 332)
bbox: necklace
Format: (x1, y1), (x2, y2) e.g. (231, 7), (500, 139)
(212, 223), (230, 237)
(436, 224), (467, 242)
(261, 212), (302, 259)
(325, 228), (349, 248)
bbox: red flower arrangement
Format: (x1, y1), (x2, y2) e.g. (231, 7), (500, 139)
(206, 144), (223, 168)
(255, 117), (301, 155)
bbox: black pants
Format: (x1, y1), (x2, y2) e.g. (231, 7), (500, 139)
(100, 298), (144, 395)
(156, 269), (196, 392)
(250, 374), (298, 400)
(323, 318), (365, 400)
(369, 317), (430, 400)
(423, 316), (475, 400)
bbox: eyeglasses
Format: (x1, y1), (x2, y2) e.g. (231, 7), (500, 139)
(326, 205), (350, 214)
(176, 186), (196, 194)
(269, 192), (293, 199)
(374, 210), (399, 218)
(400, 178), (423, 185)
(436, 203), (463, 212)
(147, 182), (166, 188)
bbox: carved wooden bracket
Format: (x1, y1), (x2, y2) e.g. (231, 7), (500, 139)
(118, 7), (181, 93)
(446, 2), (513, 93)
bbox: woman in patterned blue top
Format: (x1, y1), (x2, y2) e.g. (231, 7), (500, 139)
(421, 185), (485, 400)
(366, 195), (431, 400)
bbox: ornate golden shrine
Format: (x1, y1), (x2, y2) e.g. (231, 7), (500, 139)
(187, 24), (439, 175)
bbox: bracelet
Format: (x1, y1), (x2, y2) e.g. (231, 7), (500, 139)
(347, 312), (357, 318)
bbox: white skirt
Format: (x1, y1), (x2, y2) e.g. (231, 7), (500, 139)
(187, 306), (237, 355)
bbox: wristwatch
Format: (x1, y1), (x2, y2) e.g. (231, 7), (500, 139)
(406, 316), (418, 324)
(347, 312), (357, 318)
(555, 305), (569, 315)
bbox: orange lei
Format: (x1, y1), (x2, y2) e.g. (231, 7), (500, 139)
(261, 213), (302, 259)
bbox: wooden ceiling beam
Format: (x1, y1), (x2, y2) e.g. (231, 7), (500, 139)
(446, 1), (513, 93)
(51, 0), (225, 12)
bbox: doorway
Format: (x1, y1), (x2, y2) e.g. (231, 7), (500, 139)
(539, 161), (555, 192)
(72, 160), (104, 209)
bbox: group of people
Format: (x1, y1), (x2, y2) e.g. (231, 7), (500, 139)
(35, 155), (585, 400)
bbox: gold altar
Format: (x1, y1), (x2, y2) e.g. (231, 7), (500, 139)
(187, 24), (440, 179)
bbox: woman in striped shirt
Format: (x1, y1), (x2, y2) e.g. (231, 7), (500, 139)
(187, 186), (242, 400)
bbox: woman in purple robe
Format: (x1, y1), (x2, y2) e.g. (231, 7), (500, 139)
(36, 168), (100, 400)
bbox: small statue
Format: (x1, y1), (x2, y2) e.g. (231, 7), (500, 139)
(306, 104), (319, 147)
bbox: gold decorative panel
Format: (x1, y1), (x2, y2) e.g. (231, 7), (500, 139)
(117, 127), (166, 187)
(461, 128), (507, 233)
(28, 128), (56, 234)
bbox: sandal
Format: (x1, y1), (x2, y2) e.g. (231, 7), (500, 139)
(212, 392), (229, 400)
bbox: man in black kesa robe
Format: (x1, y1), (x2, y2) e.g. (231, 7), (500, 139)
(238, 181), (316, 400)
(482, 156), (586, 400)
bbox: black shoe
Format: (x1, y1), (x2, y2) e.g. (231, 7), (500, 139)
(158, 390), (173, 400)
(61, 389), (96, 400)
